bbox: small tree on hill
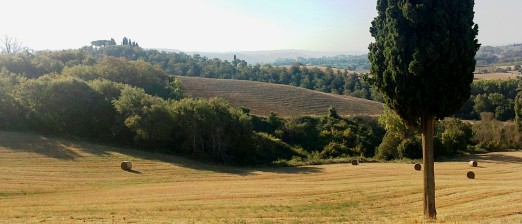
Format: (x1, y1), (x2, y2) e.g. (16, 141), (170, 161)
(368, 0), (479, 220)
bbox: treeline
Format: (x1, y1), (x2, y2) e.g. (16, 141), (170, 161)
(475, 44), (522, 65)
(1, 41), (522, 165)
(0, 44), (378, 101)
(456, 79), (520, 121)
(0, 49), (385, 165)
(0, 72), (385, 165)
(272, 55), (370, 71)
(3, 42), (519, 121)
(376, 106), (522, 160)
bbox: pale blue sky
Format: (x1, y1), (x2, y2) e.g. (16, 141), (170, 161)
(1, 0), (521, 52)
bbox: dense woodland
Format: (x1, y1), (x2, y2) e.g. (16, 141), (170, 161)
(0, 38), (521, 165)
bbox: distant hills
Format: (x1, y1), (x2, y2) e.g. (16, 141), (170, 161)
(154, 49), (367, 64)
(177, 76), (383, 117)
(156, 43), (522, 67)
(476, 44), (522, 65)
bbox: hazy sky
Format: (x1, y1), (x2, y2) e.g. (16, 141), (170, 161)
(1, 0), (521, 52)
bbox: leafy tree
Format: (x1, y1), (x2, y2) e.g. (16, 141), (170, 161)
(0, 54), (40, 78)
(0, 70), (24, 129)
(439, 119), (472, 155)
(368, 0), (479, 219)
(95, 56), (171, 98)
(376, 106), (421, 160)
(17, 76), (113, 137)
(170, 98), (256, 164)
(113, 86), (174, 146)
(515, 85), (522, 131)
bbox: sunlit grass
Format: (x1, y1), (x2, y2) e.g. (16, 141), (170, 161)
(0, 131), (521, 223)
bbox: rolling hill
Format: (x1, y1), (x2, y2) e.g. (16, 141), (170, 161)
(154, 49), (366, 64)
(1, 130), (522, 223)
(176, 76), (383, 117)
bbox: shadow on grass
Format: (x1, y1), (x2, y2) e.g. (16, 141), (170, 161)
(473, 152), (522, 164)
(0, 131), (322, 176)
(124, 169), (142, 174)
(443, 151), (522, 165)
(0, 131), (112, 160)
(147, 151), (323, 176)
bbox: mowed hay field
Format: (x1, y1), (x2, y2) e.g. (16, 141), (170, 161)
(474, 72), (520, 80)
(177, 76), (383, 117)
(1, 131), (522, 223)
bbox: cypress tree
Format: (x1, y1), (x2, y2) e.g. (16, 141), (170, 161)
(368, 0), (479, 220)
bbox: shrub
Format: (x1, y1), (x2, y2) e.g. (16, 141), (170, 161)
(472, 119), (521, 150)
(375, 132), (401, 160)
(321, 141), (350, 158)
(437, 118), (473, 156)
(254, 132), (303, 164)
(398, 138), (422, 159)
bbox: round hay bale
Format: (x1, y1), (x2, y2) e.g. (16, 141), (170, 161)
(469, 160), (478, 167)
(467, 171), (475, 179)
(351, 159), (359, 165)
(414, 163), (422, 171)
(121, 161), (132, 171)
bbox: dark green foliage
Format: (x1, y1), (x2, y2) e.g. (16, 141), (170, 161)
(376, 107), (474, 159)
(368, 0), (479, 124)
(113, 86), (174, 146)
(61, 56), (177, 99)
(281, 116), (323, 151)
(0, 53), (63, 78)
(376, 107), (421, 160)
(368, 4), (479, 215)
(170, 98), (257, 165)
(515, 85), (522, 130)
(376, 132), (402, 160)
(253, 112), (385, 159)
(0, 70), (24, 129)
(95, 56), (170, 97)
(321, 142), (350, 159)
(251, 112), (286, 135)
(253, 132), (304, 164)
(327, 106), (340, 120)
(17, 76), (114, 137)
(456, 79), (519, 120)
(436, 118), (473, 155)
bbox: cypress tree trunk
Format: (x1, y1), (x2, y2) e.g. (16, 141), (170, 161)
(421, 114), (436, 220)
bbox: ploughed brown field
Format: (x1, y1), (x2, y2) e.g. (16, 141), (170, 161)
(177, 76), (384, 117)
(1, 131), (521, 223)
